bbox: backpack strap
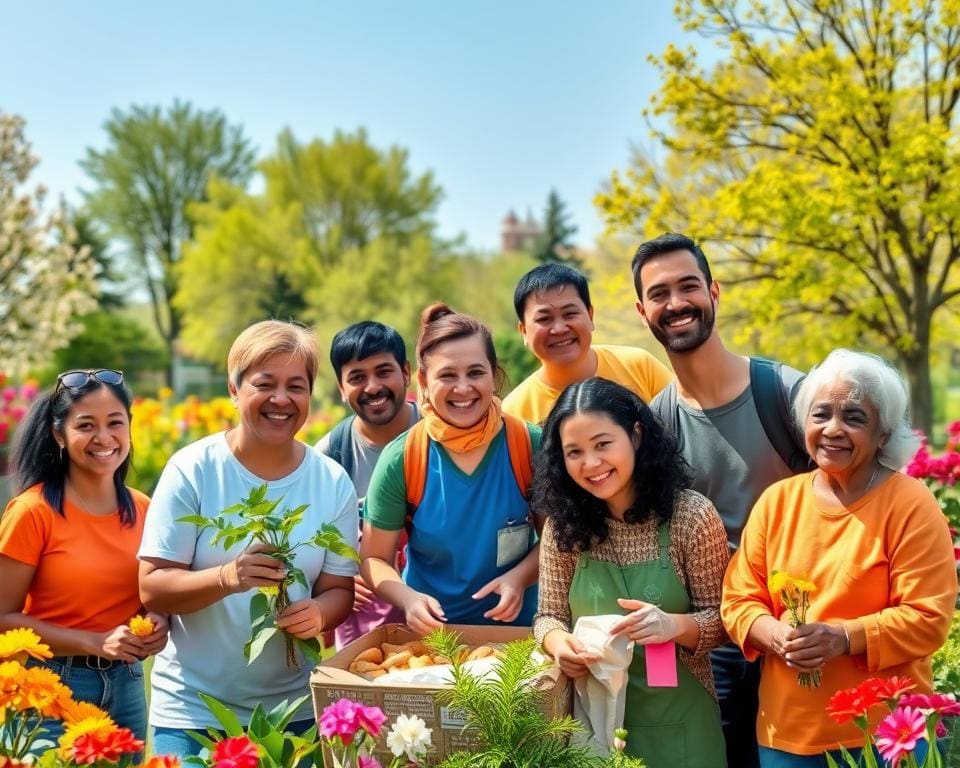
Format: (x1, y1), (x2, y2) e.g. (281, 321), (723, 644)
(325, 416), (356, 477)
(402, 414), (534, 517)
(651, 380), (680, 437)
(749, 357), (813, 474)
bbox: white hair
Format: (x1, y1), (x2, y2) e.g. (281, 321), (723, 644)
(793, 349), (919, 470)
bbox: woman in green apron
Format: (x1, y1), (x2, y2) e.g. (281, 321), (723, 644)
(532, 378), (729, 768)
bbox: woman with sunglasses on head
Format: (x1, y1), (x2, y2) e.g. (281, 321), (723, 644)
(138, 321), (359, 759)
(0, 369), (169, 745)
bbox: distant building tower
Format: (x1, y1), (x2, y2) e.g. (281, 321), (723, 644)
(501, 208), (542, 252)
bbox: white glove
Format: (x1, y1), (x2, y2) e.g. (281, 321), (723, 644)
(611, 598), (678, 645)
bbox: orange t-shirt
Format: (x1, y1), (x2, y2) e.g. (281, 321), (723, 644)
(0, 483), (149, 632)
(722, 471), (957, 755)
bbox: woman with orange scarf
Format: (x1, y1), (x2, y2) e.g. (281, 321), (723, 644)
(361, 303), (540, 633)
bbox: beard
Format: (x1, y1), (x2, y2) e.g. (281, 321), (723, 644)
(649, 301), (716, 353)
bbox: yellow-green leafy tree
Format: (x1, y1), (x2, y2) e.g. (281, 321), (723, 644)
(176, 128), (453, 371)
(596, 0), (960, 433)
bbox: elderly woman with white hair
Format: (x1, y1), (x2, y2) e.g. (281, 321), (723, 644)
(721, 349), (957, 767)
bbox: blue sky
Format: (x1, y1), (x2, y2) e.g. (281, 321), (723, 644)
(4, 1), (693, 251)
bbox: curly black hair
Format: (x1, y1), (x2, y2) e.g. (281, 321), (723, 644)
(531, 377), (691, 553)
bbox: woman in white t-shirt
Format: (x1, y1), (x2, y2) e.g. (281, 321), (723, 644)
(138, 321), (359, 758)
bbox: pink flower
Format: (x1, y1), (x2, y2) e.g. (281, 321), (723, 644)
(358, 757), (382, 768)
(900, 692), (960, 717)
(210, 736), (259, 768)
(875, 706), (927, 765)
(319, 698), (387, 746)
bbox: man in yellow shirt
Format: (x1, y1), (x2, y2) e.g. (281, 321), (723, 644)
(502, 262), (672, 425)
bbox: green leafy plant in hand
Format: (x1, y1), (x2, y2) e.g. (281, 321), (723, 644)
(179, 483), (358, 667)
(424, 628), (645, 768)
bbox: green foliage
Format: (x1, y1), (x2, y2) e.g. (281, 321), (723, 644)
(177, 127), (450, 367)
(596, 0), (960, 433)
(48, 310), (169, 385)
(186, 693), (320, 768)
(532, 189), (580, 266)
(494, 331), (538, 395)
(68, 210), (125, 310)
(181, 483), (358, 667)
(425, 629), (608, 768)
(81, 101), (256, 369)
(933, 611), (960, 695)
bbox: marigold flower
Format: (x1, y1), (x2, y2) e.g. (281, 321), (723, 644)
(0, 627), (53, 662)
(211, 735), (260, 768)
(58, 715), (117, 758)
(128, 615), (155, 637)
(61, 698), (111, 725)
(71, 727), (144, 764)
(875, 706), (927, 765)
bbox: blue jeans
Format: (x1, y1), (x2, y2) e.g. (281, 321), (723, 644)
(27, 657), (146, 744)
(712, 641), (761, 768)
(152, 719), (316, 759)
(760, 740), (937, 767)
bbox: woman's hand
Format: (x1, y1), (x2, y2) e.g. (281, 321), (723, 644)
(402, 591), (445, 635)
(139, 612), (170, 657)
(220, 542), (286, 593)
(543, 630), (599, 679)
(610, 599), (678, 645)
(473, 572), (524, 622)
(353, 575), (376, 611)
(95, 625), (145, 663)
(782, 622), (847, 671)
(276, 598), (325, 639)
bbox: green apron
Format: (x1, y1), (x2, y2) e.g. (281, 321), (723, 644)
(568, 521), (726, 768)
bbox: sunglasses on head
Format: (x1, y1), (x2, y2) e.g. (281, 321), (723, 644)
(55, 369), (125, 392)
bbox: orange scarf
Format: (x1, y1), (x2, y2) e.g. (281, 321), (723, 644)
(419, 397), (504, 454)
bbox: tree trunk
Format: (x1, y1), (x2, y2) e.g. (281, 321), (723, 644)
(901, 346), (933, 438)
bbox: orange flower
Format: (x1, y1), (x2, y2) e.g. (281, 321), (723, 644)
(59, 715), (117, 758)
(128, 615), (155, 638)
(71, 727), (144, 764)
(21, 665), (70, 717)
(0, 627), (53, 663)
(144, 755), (182, 768)
(61, 697), (111, 725)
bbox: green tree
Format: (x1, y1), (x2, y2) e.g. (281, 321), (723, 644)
(80, 101), (255, 381)
(596, 0), (960, 434)
(0, 113), (96, 374)
(69, 210), (125, 310)
(533, 189), (579, 265)
(176, 128), (448, 367)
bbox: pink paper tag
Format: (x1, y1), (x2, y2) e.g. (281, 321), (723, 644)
(645, 641), (678, 687)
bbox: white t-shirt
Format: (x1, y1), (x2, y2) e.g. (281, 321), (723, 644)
(138, 432), (359, 728)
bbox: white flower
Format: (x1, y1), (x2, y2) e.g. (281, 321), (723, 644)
(386, 713), (432, 761)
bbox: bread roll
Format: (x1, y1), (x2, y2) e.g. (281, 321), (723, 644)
(349, 659), (383, 674)
(381, 649), (413, 669)
(354, 647), (384, 665)
(466, 645), (495, 661)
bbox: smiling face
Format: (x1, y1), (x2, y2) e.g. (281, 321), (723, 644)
(338, 351), (410, 427)
(518, 285), (594, 367)
(419, 335), (495, 429)
(804, 379), (885, 483)
(636, 249), (718, 353)
(230, 352), (311, 446)
(559, 411), (639, 519)
(57, 387), (131, 481)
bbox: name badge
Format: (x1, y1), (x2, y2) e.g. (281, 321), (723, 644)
(496, 522), (531, 568)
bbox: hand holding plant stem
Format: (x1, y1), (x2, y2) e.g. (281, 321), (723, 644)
(768, 570), (821, 687)
(179, 483), (359, 668)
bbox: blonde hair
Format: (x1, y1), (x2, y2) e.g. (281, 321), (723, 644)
(227, 320), (320, 391)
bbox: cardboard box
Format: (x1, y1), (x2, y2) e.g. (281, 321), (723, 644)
(310, 623), (571, 766)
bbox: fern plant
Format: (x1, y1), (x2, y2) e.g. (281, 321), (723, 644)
(424, 628), (645, 768)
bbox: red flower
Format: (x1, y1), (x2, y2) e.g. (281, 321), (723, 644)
(211, 735), (260, 768)
(71, 728), (144, 764)
(143, 756), (181, 768)
(826, 684), (881, 724)
(873, 676), (916, 702)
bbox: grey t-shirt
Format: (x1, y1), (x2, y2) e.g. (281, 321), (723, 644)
(653, 365), (804, 549)
(316, 404), (420, 502)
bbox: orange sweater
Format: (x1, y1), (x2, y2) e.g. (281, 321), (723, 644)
(722, 471), (956, 755)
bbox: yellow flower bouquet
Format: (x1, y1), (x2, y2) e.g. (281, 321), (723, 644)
(768, 570), (821, 688)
